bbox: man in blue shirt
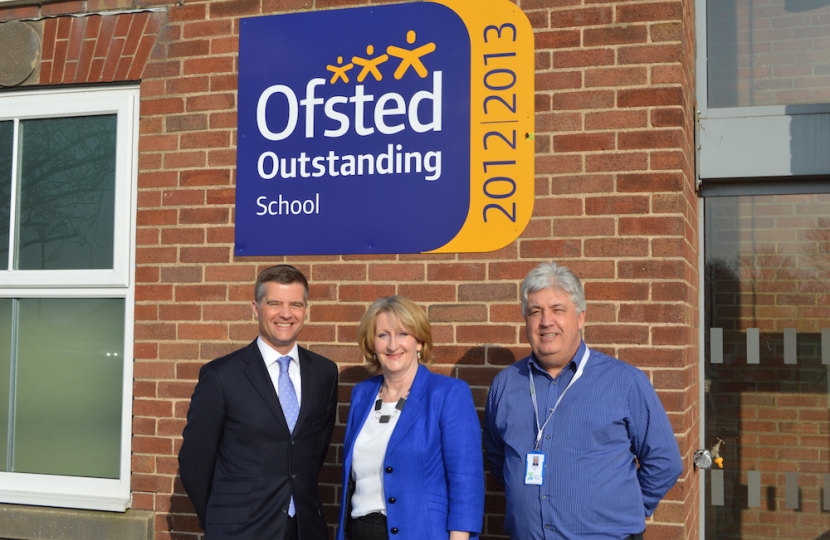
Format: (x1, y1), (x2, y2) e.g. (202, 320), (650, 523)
(484, 262), (683, 540)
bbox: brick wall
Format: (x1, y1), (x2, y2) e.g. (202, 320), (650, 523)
(0, 0), (700, 538)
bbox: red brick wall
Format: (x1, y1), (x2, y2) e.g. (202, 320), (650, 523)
(37, 11), (163, 84)
(0, 0), (700, 538)
(0, 8), (165, 85)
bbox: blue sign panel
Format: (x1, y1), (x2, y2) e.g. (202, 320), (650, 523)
(236, 4), (471, 255)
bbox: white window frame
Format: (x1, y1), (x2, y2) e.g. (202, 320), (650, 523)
(0, 89), (135, 288)
(695, 0), (830, 183)
(0, 86), (138, 512)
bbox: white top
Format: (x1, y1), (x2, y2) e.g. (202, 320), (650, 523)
(350, 400), (401, 518)
(257, 337), (302, 405)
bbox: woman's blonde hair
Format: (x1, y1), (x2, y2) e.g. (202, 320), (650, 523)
(357, 296), (433, 371)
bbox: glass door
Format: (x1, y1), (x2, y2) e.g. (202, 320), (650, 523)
(704, 193), (830, 538)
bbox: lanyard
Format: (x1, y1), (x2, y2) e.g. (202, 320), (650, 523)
(529, 347), (590, 451)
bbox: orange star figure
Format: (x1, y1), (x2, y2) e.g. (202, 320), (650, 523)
(326, 56), (354, 84)
(352, 45), (389, 82)
(386, 30), (436, 80)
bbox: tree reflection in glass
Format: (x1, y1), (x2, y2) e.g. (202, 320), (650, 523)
(17, 115), (116, 270)
(0, 121), (12, 270)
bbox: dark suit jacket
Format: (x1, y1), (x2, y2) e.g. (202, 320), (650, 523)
(179, 340), (339, 540)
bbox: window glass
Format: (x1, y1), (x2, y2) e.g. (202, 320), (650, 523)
(17, 116), (116, 270)
(0, 122), (11, 270)
(704, 193), (830, 537)
(707, 0), (830, 108)
(0, 298), (10, 470)
(10, 298), (123, 479)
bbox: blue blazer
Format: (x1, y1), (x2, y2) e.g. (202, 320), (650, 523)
(337, 364), (484, 540)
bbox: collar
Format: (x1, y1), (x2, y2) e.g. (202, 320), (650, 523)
(257, 337), (300, 368)
(528, 340), (587, 379)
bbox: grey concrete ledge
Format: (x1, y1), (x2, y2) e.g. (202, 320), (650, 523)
(0, 504), (154, 540)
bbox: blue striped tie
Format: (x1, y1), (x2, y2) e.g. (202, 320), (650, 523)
(277, 356), (298, 516)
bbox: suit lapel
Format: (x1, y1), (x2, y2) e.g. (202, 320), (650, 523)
(243, 340), (291, 433)
(295, 346), (317, 430)
(386, 364), (428, 455)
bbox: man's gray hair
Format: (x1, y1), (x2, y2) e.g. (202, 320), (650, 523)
(520, 262), (586, 316)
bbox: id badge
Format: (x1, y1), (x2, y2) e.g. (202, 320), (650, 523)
(524, 452), (545, 485)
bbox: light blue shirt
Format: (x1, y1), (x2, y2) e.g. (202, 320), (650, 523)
(484, 342), (683, 539)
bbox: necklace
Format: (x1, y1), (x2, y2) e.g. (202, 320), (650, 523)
(374, 388), (409, 424)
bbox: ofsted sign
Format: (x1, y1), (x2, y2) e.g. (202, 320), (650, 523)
(236, 0), (533, 255)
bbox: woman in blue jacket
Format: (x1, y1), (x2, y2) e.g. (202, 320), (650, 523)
(337, 295), (484, 540)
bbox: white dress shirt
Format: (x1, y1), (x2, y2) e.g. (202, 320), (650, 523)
(257, 337), (302, 405)
(350, 401), (402, 517)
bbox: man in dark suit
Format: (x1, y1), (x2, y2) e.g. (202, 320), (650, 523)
(179, 265), (339, 540)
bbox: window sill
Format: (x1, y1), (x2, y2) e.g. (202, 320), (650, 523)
(0, 504), (153, 540)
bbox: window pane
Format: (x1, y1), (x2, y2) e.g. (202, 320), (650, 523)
(704, 194), (830, 538)
(12, 298), (123, 478)
(0, 298), (10, 470)
(17, 115), (116, 270)
(0, 122), (11, 270)
(708, 0), (830, 108)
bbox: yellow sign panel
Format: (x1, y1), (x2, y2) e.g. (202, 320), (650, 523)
(430, 0), (535, 253)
